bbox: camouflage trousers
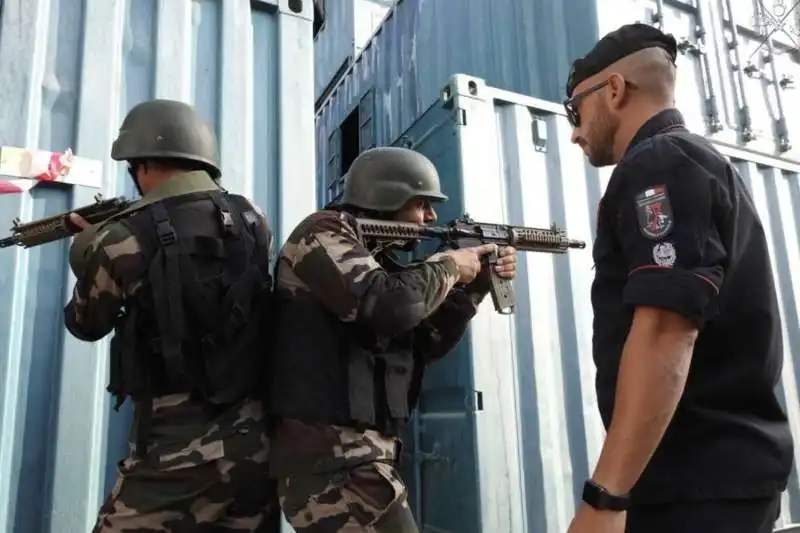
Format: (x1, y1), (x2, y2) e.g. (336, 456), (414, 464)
(277, 461), (419, 533)
(92, 441), (281, 532)
(270, 420), (419, 533)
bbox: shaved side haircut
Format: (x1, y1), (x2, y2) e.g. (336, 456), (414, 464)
(612, 46), (677, 105)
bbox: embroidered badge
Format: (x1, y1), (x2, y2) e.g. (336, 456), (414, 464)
(652, 242), (676, 267)
(634, 185), (674, 239)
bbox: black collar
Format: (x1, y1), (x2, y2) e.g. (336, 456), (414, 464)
(625, 108), (687, 154)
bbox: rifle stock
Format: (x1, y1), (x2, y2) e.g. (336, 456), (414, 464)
(0, 194), (133, 249)
(356, 213), (587, 314)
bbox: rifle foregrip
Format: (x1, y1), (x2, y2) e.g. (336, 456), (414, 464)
(1, 197), (131, 249)
(484, 251), (515, 314)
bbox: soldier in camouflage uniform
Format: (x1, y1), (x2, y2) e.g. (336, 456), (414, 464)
(267, 146), (518, 532)
(64, 99), (281, 532)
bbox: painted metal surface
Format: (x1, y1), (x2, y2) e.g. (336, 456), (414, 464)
(314, 0), (800, 206)
(392, 74), (800, 533)
(313, 0), (394, 103)
(352, 0), (395, 57)
(0, 0), (315, 532)
(313, 0), (357, 102)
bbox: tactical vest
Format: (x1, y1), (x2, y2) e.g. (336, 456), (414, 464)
(108, 190), (274, 457)
(269, 255), (421, 438)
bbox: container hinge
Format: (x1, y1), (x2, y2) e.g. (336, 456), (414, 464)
(705, 96), (723, 133)
(396, 135), (414, 149)
(531, 115), (548, 152)
(739, 106), (756, 143)
(676, 37), (702, 56)
(775, 117), (792, 153)
(743, 61), (763, 79)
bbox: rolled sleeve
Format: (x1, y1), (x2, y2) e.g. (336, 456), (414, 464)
(615, 156), (727, 328)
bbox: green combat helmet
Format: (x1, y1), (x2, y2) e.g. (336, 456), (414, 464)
(341, 146), (448, 212)
(110, 99), (221, 180)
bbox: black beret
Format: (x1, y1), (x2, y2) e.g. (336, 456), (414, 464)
(566, 23), (678, 98)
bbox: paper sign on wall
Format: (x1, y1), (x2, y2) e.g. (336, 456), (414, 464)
(0, 146), (103, 191)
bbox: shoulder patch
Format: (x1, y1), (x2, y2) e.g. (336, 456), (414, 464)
(652, 241), (676, 267)
(634, 185), (674, 239)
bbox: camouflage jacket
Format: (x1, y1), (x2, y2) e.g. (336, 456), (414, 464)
(269, 208), (489, 475)
(63, 171), (271, 470)
(276, 208), (488, 362)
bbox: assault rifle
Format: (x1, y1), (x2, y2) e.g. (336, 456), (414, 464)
(0, 194), (133, 249)
(356, 214), (586, 315)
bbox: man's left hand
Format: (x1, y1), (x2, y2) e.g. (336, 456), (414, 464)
(67, 213), (98, 278)
(69, 213), (90, 231)
(566, 504), (626, 533)
(494, 246), (517, 279)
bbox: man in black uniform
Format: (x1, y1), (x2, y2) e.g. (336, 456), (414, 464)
(562, 23), (794, 533)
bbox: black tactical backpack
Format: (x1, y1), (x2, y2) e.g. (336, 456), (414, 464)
(107, 189), (274, 456)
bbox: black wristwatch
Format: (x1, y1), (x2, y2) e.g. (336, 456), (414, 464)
(582, 480), (630, 511)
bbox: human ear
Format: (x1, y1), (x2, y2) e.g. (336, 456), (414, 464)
(606, 73), (628, 109)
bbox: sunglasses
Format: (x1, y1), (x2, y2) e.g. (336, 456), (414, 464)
(563, 78), (637, 128)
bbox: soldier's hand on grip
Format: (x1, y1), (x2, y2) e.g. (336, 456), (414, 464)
(68, 213), (91, 231)
(444, 243), (498, 284)
(495, 246), (518, 279)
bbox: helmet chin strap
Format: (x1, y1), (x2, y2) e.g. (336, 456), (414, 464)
(128, 164), (145, 197)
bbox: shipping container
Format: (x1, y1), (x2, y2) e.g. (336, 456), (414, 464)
(314, 0), (800, 207)
(0, 0), (316, 532)
(387, 74), (800, 533)
(313, 0), (394, 105)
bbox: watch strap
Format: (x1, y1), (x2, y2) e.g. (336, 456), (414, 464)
(582, 480), (630, 511)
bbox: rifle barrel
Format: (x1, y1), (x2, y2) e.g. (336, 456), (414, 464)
(0, 236), (19, 248)
(0, 196), (133, 250)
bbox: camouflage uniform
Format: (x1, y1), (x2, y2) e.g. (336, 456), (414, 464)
(65, 171), (280, 533)
(268, 147), (490, 533)
(65, 100), (280, 533)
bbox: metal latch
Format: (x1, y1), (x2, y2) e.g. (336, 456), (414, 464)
(414, 442), (450, 465)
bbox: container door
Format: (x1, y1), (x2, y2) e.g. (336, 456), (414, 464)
(326, 128), (343, 205)
(359, 88), (376, 152)
(394, 102), (483, 533)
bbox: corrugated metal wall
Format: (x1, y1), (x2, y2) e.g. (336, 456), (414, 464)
(314, 0), (800, 206)
(0, 1), (315, 532)
(313, 0), (356, 102)
(313, 0), (394, 104)
(352, 0), (394, 58)
(393, 74), (800, 533)
(312, 0), (800, 530)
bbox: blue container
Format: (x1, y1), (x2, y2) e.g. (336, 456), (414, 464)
(313, 0), (395, 103)
(314, 0), (800, 207)
(0, 1), (316, 531)
(390, 74), (800, 532)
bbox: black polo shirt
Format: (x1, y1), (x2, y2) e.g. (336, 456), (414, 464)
(592, 108), (794, 504)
